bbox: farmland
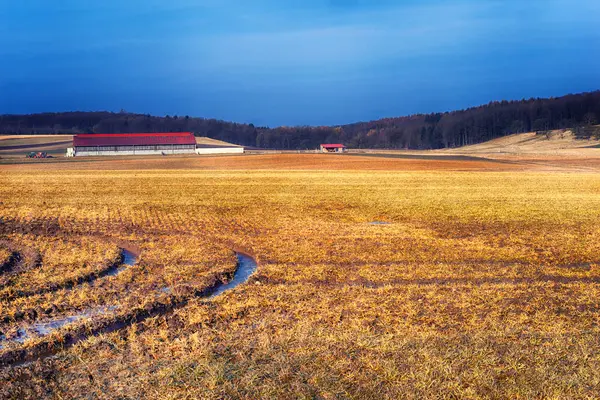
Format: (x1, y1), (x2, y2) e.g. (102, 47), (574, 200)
(1, 154), (600, 398)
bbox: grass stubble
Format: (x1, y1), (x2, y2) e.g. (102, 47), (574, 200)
(0, 154), (600, 399)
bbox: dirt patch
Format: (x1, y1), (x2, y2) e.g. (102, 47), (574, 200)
(0, 251), (19, 275)
(0, 241), (42, 277)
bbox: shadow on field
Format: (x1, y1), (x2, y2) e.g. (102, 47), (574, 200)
(260, 273), (600, 288)
(345, 153), (515, 164)
(0, 141), (72, 151)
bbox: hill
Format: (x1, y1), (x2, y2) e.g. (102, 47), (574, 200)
(439, 128), (600, 158)
(0, 135), (73, 157)
(1, 91), (599, 150)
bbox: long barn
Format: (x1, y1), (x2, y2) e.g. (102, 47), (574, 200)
(68, 132), (197, 156)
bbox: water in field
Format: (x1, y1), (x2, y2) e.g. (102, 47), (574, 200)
(0, 250), (257, 357)
(106, 249), (137, 277)
(0, 249), (138, 349)
(369, 221), (392, 225)
(209, 253), (257, 298)
(0, 306), (116, 348)
(155, 253), (256, 299)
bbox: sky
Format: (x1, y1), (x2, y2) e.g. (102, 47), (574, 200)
(1, 0), (599, 126)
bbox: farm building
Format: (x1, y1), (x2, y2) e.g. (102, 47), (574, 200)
(320, 143), (347, 153)
(68, 133), (196, 156)
(67, 133), (244, 157)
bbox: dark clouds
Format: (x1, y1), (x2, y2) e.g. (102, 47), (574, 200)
(1, 0), (599, 126)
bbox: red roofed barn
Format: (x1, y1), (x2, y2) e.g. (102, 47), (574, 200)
(320, 143), (347, 153)
(69, 132), (197, 156)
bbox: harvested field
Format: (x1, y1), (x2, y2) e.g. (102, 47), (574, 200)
(1, 154), (600, 398)
(0, 152), (544, 171)
(0, 135), (74, 157)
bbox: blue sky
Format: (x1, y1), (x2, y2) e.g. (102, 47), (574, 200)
(1, 0), (599, 126)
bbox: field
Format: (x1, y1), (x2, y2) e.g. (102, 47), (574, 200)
(1, 153), (600, 399)
(0, 135), (74, 158)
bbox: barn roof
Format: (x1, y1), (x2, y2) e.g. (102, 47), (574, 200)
(73, 132), (196, 147)
(321, 143), (346, 148)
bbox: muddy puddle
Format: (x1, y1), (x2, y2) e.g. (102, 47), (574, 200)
(208, 253), (257, 298)
(0, 307), (116, 349)
(0, 249), (137, 350)
(156, 252), (257, 299)
(369, 221), (392, 225)
(106, 249), (137, 277)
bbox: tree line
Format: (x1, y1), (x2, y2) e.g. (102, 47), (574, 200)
(1, 91), (599, 149)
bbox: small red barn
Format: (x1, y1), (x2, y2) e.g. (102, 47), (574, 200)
(320, 144), (347, 153)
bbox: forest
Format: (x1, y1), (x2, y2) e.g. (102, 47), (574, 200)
(1, 91), (599, 149)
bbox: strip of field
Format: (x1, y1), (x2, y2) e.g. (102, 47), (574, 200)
(0, 135), (73, 144)
(0, 152), (546, 171)
(0, 135), (73, 157)
(345, 152), (513, 163)
(0, 141), (72, 151)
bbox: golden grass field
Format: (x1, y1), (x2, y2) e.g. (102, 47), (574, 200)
(1, 152), (600, 399)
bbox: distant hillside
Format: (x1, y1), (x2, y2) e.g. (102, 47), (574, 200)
(1, 91), (599, 150)
(439, 128), (600, 157)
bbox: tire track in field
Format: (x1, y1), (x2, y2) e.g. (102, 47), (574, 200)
(0, 249), (134, 303)
(0, 250), (258, 368)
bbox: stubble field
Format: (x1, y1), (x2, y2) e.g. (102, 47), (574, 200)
(1, 154), (600, 399)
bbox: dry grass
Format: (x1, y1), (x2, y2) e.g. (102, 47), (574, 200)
(440, 129), (600, 156)
(195, 136), (242, 147)
(0, 152), (538, 171)
(1, 155), (600, 399)
(0, 135), (74, 157)
(0, 135), (73, 143)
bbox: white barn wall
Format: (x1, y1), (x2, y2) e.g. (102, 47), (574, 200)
(72, 148), (244, 157)
(75, 149), (196, 156)
(195, 147), (244, 155)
